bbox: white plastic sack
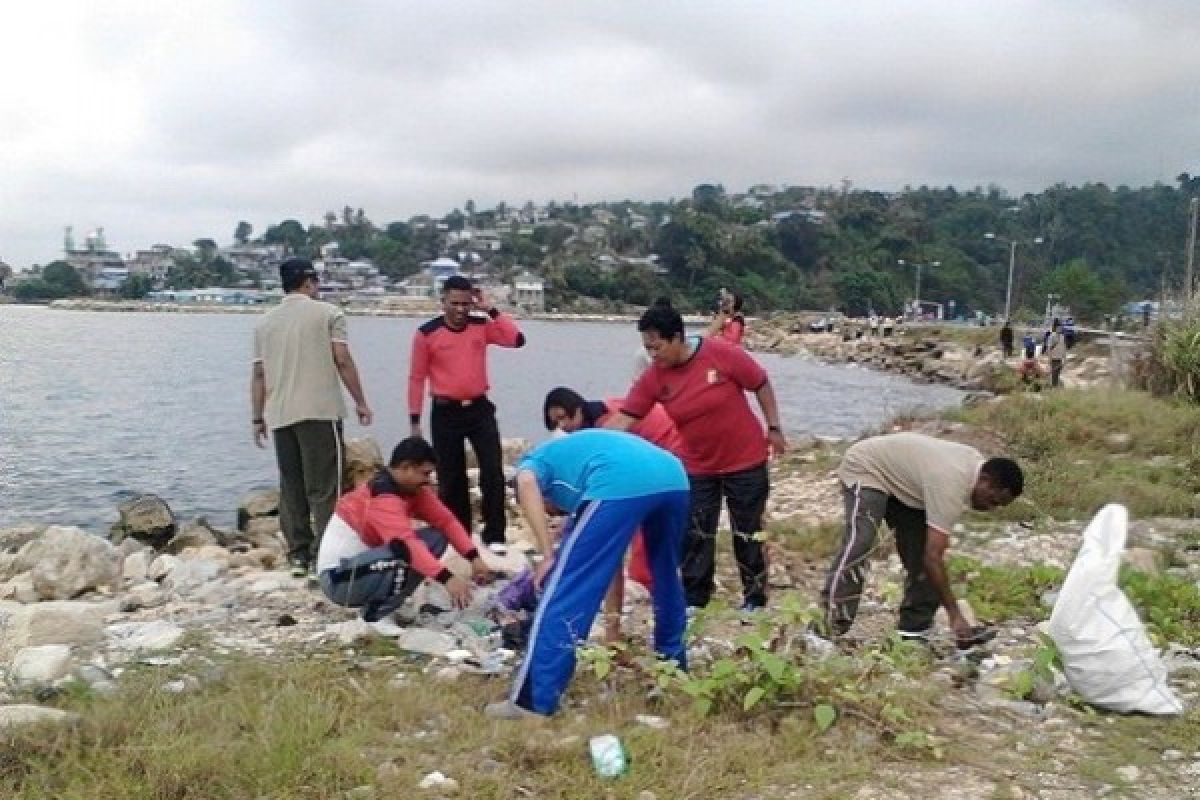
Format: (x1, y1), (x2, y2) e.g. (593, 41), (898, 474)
(1047, 503), (1183, 715)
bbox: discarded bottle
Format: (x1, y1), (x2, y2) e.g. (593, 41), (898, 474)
(588, 734), (627, 778)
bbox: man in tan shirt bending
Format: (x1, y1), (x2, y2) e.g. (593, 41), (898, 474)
(820, 432), (1023, 648)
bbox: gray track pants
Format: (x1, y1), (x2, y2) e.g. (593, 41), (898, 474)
(820, 484), (942, 635)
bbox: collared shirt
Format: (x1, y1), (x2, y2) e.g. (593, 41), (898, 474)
(407, 310), (524, 417)
(837, 432), (984, 534)
(317, 469), (478, 581)
(253, 293), (347, 429)
(621, 336), (769, 476)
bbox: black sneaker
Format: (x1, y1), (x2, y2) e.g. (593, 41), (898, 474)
(955, 625), (996, 650)
(288, 556), (312, 578)
(896, 627), (933, 644)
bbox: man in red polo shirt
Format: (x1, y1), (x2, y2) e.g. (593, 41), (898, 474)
(607, 304), (787, 611)
(408, 275), (525, 548)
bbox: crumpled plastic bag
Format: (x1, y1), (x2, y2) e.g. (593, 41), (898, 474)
(1047, 503), (1183, 715)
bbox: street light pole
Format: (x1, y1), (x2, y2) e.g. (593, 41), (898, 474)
(986, 233), (1042, 321)
(899, 259), (939, 320)
(1005, 240), (1017, 322)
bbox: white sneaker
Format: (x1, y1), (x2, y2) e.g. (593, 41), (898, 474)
(487, 543), (509, 555)
(368, 618), (406, 637)
(483, 700), (543, 721)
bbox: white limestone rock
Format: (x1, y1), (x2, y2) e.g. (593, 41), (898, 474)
(9, 645), (73, 688)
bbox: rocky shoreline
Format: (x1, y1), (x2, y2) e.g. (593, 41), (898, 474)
(743, 316), (1119, 393)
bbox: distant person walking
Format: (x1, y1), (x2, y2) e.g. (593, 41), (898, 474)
(820, 433), (1023, 646)
(707, 289), (746, 346)
(408, 275), (525, 548)
(251, 258), (373, 575)
(1045, 318), (1068, 388)
(607, 304), (788, 612)
(999, 320), (1014, 359)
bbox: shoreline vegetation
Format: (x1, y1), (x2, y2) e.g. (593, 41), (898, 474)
(2, 315), (1198, 796)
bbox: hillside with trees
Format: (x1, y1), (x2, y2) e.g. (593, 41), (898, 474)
(11, 176), (1197, 325)
(244, 176), (1196, 324)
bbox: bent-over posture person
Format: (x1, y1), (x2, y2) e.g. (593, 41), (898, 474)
(820, 432), (1023, 646)
(485, 429), (689, 719)
(542, 386), (683, 641)
(317, 438), (491, 633)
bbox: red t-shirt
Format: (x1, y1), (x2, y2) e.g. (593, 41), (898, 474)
(600, 397), (684, 455)
(407, 311), (524, 417)
(718, 315), (745, 346)
(622, 337), (768, 476)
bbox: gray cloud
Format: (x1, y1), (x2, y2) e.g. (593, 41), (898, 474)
(1, 1), (1198, 267)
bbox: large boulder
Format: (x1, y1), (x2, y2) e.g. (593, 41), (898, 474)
(9, 645), (73, 688)
(236, 489), (279, 532)
(165, 518), (223, 554)
(344, 436), (384, 488)
(0, 601), (110, 661)
(110, 494), (176, 549)
(15, 526), (119, 601)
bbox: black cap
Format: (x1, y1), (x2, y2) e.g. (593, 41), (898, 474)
(279, 258), (319, 288)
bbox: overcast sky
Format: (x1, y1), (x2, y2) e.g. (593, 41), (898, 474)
(1, 1), (1197, 268)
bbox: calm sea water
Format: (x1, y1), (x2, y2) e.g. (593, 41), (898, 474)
(0, 305), (964, 531)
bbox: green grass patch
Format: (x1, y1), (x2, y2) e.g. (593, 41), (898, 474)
(948, 556), (1065, 622)
(950, 555), (1200, 646)
(1118, 566), (1200, 647)
(950, 388), (1200, 519)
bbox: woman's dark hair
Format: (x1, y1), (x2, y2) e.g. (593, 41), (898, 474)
(389, 437), (437, 467)
(638, 305), (685, 340)
(542, 387), (585, 431)
(729, 291), (744, 312)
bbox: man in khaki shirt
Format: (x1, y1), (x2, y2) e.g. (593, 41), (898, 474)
(251, 259), (373, 573)
(820, 432), (1023, 647)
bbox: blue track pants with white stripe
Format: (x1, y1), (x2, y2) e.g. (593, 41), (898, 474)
(511, 490), (691, 715)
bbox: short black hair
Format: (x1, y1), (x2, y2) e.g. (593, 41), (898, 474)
(442, 275), (473, 293)
(543, 386), (586, 430)
(651, 296), (673, 310)
(638, 304), (685, 340)
(389, 437), (437, 468)
(279, 258), (318, 292)
(729, 291), (744, 312)
(981, 457), (1024, 497)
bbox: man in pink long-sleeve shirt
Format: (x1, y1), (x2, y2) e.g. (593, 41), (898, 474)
(408, 275), (525, 547)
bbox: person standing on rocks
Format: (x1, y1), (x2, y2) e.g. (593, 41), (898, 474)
(316, 437), (492, 633)
(252, 258), (373, 575)
(707, 289), (746, 346)
(408, 275), (525, 550)
(1044, 318), (1068, 388)
(485, 429), (690, 719)
(999, 320), (1014, 359)
(606, 303), (788, 613)
(820, 432), (1024, 647)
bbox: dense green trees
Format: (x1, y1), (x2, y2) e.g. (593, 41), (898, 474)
(12, 261), (88, 301)
(14, 179), (1189, 321)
